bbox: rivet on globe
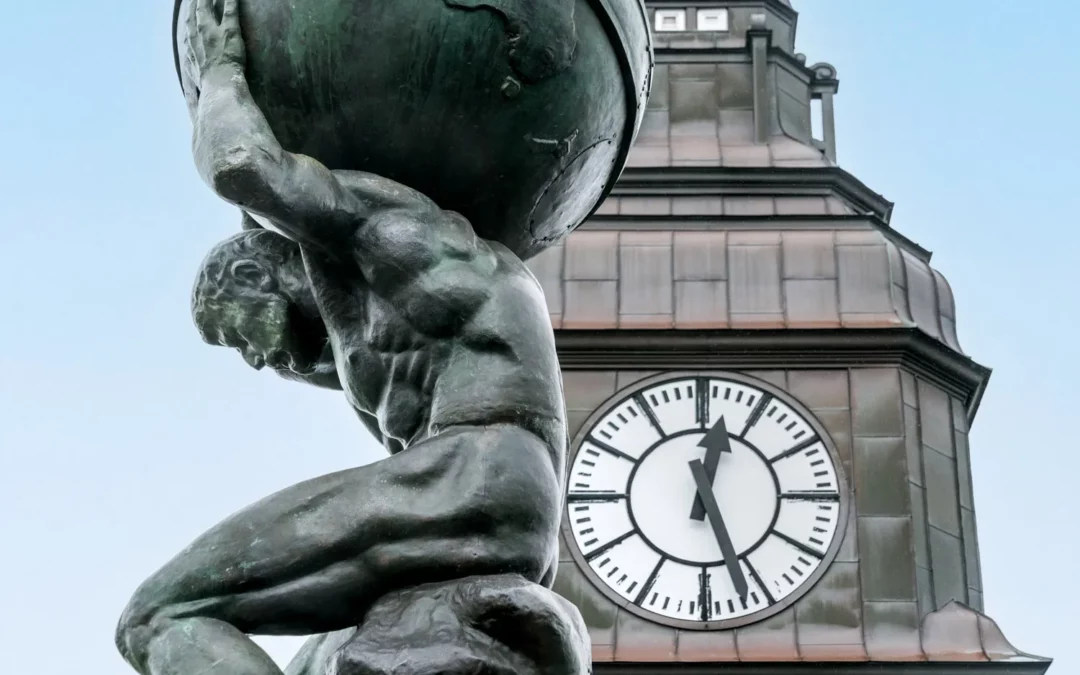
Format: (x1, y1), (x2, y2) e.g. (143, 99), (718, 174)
(501, 77), (523, 99)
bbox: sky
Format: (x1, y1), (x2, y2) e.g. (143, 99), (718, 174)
(0, 1), (1076, 672)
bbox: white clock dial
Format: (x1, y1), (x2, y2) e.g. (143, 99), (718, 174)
(564, 373), (847, 629)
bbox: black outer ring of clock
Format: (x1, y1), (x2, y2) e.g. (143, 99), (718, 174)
(561, 370), (850, 632)
(623, 428), (783, 568)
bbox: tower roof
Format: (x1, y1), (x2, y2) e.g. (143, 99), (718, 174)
(529, 227), (963, 355)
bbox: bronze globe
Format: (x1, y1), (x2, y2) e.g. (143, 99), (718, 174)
(173, 0), (651, 259)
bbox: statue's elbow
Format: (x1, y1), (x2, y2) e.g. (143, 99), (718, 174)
(206, 146), (274, 204)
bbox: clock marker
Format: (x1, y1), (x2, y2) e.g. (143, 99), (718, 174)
(744, 559), (776, 605)
(697, 567), (712, 620)
(634, 393), (665, 436)
(585, 531), (636, 562)
(770, 435), (822, 464)
(782, 491), (840, 502)
(696, 377), (709, 428)
(586, 436), (635, 462)
(634, 557), (666, 606)
(567, 492), (626, 503)
(772, 529), (825, 559)
(741, 393), (773, 436)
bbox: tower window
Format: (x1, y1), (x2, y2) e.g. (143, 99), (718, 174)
(655, 9), (687, 32)
(697, 8), (729, 32)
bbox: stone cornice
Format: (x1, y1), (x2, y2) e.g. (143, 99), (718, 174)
(594, 663), (1049, 675)
(554, 328), (991, 425)
(606, 166), (918, 258)
(616, 167), (894, 223)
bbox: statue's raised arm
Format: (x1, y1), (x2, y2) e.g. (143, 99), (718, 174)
(186, 0), (425, 254)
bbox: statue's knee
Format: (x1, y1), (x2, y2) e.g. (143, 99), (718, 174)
(114, 588), (168, 670)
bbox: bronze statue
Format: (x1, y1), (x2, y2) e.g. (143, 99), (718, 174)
(117, 0), (650, 672)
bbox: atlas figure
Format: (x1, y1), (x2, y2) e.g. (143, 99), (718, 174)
(115, 1), (567, 673)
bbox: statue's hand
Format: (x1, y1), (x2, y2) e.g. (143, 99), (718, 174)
(187, 0), (246, 83)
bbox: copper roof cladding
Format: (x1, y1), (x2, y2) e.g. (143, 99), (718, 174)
(631, 1), (840, 168)
(628, 91), (835, 170)
(527, 225), (963, 354)
(585, 601), (1050, 669)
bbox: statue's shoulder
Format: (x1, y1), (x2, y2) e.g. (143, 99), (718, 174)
(331, 170), (437, 213)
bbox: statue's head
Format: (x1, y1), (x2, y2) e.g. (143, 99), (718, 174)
(192, 228), (324, 374)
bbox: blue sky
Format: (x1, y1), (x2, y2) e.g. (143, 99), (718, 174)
(1, 0), (1075, 672)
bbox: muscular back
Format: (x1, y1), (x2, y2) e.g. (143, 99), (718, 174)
(188, 66), (566, 460)
(300, 175), (566, 457)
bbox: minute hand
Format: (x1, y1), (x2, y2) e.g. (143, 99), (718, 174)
(689, 459), (749, 599)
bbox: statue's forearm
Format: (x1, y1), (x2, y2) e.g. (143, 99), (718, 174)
(191, 65), (360, 252)
(192, 65), (286, 206)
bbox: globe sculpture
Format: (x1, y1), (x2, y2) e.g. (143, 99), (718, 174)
(173, 0), (652, 259)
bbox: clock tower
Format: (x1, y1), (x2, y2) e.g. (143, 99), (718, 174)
(527, 0), (1052, 672)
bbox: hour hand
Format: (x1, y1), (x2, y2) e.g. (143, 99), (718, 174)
(690, 416), (732, 521)
(689, 458), (749, 600)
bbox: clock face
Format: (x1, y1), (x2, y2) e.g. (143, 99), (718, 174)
(564, 373), (848, 630)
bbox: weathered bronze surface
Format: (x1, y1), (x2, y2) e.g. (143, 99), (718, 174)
(173, 0), (651, 260)
(116, 0), (650, 673)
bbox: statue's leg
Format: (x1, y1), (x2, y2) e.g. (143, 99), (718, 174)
(115, 424), (562, 675)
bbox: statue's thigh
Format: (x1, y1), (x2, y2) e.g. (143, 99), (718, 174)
(362, 423), (563, 583)
(125, 424), (560, 634)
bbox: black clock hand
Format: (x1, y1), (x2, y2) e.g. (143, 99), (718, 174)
(689, 458), (749, 600)
(690, 416), (732, 521)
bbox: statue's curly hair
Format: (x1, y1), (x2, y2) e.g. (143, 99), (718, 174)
(191, 229), (301, 342)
